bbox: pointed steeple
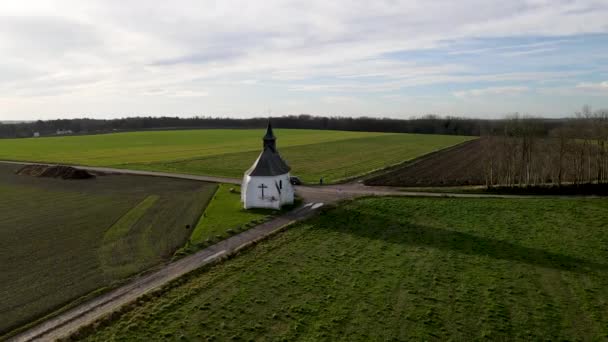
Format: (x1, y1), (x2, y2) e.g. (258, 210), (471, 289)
(263, 120), (276, 151)
(245, 119), (291, 177)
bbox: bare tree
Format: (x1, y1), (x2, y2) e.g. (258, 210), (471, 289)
(550, 125), (570, 186)
(575, 105), (594, 183)
(485, 108), (605, 189)
(594, 109), (608, 183)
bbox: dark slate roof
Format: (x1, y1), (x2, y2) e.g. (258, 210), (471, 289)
(245, 147), (291, 176)
(246, 121), (291, 176)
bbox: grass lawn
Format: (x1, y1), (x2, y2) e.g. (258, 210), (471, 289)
(0, 129), (388, 165)
(0, 164), (216, 335)
(189, 184), (272, 245)
(79, 197), (608, 341)
(138, 133), (471, 183)
(0, 129), (473, 183)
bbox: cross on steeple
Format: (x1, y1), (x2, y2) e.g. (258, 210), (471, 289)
(258, 183), (268, 199)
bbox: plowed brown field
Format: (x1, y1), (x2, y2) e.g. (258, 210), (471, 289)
(365, 138), (605, 187)
(364, 139), (486, 187)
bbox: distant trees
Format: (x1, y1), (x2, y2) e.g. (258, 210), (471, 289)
(0, 114), (564, 139)
(481, 106), (608, 187)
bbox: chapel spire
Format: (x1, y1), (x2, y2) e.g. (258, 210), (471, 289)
(263, 120), (276, 151)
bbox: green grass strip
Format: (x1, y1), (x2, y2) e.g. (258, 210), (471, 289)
(190, 184), (269, 245)
(103, 195), (159, 243)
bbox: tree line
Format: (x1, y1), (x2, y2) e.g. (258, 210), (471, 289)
(481, 106), (608, 187)
(0, 114), (565, 138)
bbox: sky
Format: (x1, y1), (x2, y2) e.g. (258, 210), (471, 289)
(1, 0), (607, 121)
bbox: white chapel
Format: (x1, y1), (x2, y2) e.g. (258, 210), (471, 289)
(241, 122), (295, 209)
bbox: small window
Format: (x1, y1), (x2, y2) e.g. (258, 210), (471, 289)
(279, 180), (283, 189)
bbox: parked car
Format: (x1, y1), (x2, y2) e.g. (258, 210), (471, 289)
(289, 176), (302, 185)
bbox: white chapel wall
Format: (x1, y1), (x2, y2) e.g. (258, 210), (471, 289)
(242, 174), (294, 210)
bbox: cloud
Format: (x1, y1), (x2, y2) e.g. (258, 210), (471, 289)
(447, 39), (572, 56)
(288, 70), (581, 93)
(152, 51), (244, 66)
(453, 86), (529, 98)
(171, 90), (209, 98)
(321, 96), (360, 104)
(539, 81), (608, 97)
(0, 0), (607, 119)
(500, 47), (557, 57)
(0, 15), (101, 53)
(576, 81), (608, 90)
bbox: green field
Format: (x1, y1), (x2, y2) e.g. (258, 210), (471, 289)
(78, 197), (608, 341)
(0, 129), (473, 183)
(0, 164), (216, 334)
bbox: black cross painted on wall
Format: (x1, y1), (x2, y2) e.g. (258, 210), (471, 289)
(258, 183), (268, 199)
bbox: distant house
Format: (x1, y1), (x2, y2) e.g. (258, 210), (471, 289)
(33, 132), (40, 137)
(56, 129), (73, 135)
(241, 122), (294, 210)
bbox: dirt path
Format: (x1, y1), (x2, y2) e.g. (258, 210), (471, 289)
(0, 160), (551, 200)
(7, 204), (322, 342)
(0, 160), (241, 185)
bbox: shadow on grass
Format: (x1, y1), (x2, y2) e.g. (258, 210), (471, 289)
(316, 207), (608, 274)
